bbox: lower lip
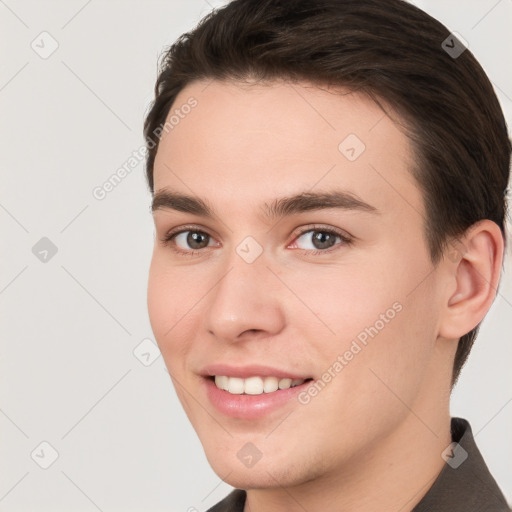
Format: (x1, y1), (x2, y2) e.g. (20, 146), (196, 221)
(204, 377), (312, 420)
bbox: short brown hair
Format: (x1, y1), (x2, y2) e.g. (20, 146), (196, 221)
(143, 0), (511, 387)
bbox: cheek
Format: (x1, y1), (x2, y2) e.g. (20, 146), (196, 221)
(147, 256), (197, 366)
(288, 248), (439, 401)
(147, 263), (172, 343)
(147, 258), (203, 417)
(285, 260), (403, 351)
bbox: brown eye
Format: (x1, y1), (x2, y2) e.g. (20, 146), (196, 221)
(177, 231), (210, 250)
(291, 226), (352, 254)
(308, 230), (338, 250)
(160, 226), (217, 256)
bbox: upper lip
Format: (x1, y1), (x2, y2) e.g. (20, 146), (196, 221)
(201, 363), (311, 380)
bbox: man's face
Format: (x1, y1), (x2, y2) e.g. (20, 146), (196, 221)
(148, 80), (451, 489)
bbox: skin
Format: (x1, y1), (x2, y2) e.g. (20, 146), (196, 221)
(147, 79), (503, 512)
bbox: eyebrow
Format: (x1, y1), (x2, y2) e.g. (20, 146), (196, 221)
(151, 188), (379, 221)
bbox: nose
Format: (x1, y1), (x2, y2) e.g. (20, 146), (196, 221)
(204, 251), (286, 343)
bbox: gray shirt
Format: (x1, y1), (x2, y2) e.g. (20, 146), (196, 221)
(206, 417), (510, 511)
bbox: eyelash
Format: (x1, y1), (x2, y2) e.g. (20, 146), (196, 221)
(159, 224), (353, 257)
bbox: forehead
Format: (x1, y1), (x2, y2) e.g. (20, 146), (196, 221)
(152, 79), (421, 221)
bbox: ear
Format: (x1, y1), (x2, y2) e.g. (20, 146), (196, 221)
(438, 220), (504, 340)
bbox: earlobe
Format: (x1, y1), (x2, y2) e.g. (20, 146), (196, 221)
(438, 220), (503, 340)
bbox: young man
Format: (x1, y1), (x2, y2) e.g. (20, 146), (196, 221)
(144, 0), (511, 510)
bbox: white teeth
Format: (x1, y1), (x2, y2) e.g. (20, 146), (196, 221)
(213, 375), (306, 395)
(278, 378), (292, 389)
(244, 376), (264, 395)
(214, 375), (229, 391)
(263, 376), (279, 393)
(227, 377), (244, 394)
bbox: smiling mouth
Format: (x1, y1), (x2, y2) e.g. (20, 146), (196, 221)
(210, 375), (314, 395)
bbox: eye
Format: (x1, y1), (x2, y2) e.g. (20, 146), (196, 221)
(290, 226), (352, 254)
(159, 224), (353, 257)
(160, 225), (218, 256)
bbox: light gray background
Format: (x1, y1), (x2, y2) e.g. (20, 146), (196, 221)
(0, 1), (510, 510)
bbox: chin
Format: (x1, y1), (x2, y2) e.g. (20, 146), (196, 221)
(211, 463), (298, 490)
(203, 442), (325, 491)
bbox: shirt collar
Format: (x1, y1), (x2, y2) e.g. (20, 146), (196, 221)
(412, 417), (509, 511)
